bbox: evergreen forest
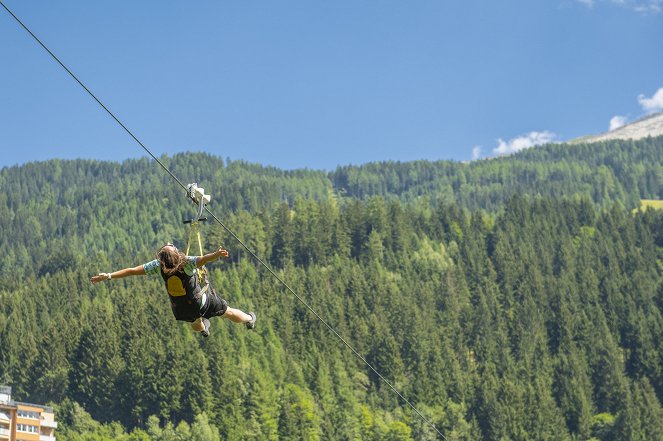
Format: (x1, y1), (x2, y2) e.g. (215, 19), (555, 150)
(1, 137), (662, 440)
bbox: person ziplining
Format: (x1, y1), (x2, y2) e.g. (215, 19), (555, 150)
(90, 184), (256, 337)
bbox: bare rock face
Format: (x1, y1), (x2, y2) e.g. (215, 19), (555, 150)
(576, 112), (663, 144)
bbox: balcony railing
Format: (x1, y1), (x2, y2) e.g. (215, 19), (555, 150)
(40, 435), (56, 441)
(41, 420), (58, 429)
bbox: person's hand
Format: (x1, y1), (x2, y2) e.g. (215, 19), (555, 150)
(91, 273), (111, 284)
(216, 247), (229, 258)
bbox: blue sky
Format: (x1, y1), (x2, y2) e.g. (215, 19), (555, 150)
(1, 0), (662, 170)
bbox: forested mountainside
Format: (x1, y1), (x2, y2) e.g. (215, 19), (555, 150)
(331, 137), (662, 209)
(0, 139), (662, 441)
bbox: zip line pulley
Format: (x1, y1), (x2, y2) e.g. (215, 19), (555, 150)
(184, 183), (211, 286)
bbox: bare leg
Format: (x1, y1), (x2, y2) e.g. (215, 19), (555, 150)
(222, 307), (252, 323)
(191, 317), (205, 332)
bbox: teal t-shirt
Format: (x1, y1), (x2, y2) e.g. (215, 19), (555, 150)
(143, 256), (198, 276)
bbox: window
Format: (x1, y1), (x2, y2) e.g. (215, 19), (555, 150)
(16, 423), (39, 433)
(17, 410), (39, 419)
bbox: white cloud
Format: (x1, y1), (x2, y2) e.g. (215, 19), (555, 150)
(638, 87), (663, 114)
(634, 1), (663, 13)
(471, 146), (483, 160)
(609, 115), (628, 131)
(577, 0), (663, 13)
(492, 131), (557, 156)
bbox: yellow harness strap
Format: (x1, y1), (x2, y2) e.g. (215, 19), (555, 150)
(185, 221), (207, 285)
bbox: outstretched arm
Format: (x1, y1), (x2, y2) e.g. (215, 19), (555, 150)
(90, 265), (146, 284)
(196, 246), (229, 267)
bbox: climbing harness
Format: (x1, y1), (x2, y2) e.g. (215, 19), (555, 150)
(184, 183), (211, 285)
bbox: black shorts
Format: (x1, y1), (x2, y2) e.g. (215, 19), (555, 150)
(201, 291), (228, 319)
(171, 291), (228, 322)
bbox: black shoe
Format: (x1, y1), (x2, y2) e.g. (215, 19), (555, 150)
(246, 312), (256, 330)
(200, 318), (211, 337)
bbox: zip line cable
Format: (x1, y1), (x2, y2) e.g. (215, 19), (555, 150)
(1, 2), (447, 439)
(0, 1), (188, 195)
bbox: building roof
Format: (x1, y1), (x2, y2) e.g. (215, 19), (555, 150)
(0, 386), (54, 413)
(14, 402), (54, 413)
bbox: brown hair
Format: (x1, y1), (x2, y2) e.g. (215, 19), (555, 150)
(157, 246), (187, 275)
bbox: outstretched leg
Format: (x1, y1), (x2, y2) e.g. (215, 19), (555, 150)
(222, 307), (253, 323)
(205, 293), (256, 330)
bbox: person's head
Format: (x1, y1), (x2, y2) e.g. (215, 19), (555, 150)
(157, 243), (186, 275)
